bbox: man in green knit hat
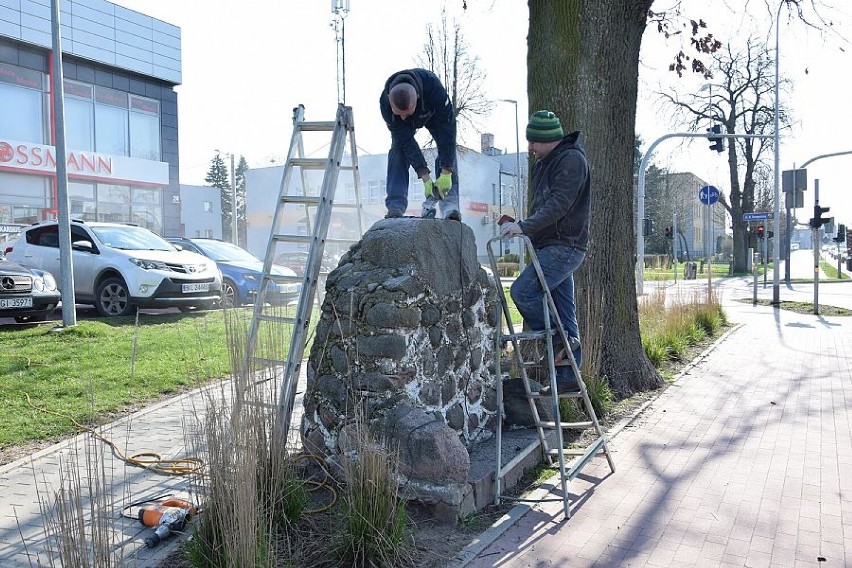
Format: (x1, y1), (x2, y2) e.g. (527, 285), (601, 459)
(500, 110), (591, 393)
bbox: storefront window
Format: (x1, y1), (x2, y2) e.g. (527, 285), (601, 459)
(96, 183), (131, 223)
(69, 182), (97, 220)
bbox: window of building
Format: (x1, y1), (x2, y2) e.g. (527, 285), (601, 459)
(204, 229), (213, 238)
(95, 86), (129, 157)
(69, 182), (97, 220)
(204, 201), (213, 212)
(368, 180), (381, 204)
(97, 184), (131, 223)
(0, 63), (47, 143)
(64, 81), (94, 152)
(129, 95), (161, 160)
(63, 80), (161, 161)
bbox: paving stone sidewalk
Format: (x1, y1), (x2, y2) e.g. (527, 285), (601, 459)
(457, 292), (852, 567)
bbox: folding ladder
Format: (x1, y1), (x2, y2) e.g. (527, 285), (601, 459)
(241, 104), (364, 437)
(487, 235), (615, 519)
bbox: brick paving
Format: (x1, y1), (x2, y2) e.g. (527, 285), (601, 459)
(460, 283), (852, 567)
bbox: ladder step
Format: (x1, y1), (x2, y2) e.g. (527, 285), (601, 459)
(272, 234), (313, 244)
(254, 314), (298, 325)
(281, 195), (322, 205)
(528, 391), (584, 399)
(535, 420), (594, 430)
(502, 330), (551, 342)
(288, 158), (329, 169)
(288, 158), (355, 170)
(298, 120), (336, 131)
(266, 273), (302, 283)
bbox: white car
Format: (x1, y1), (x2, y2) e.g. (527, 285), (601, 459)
(5, 220), (222, 317)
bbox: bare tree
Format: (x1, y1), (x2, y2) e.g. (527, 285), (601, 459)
(656, 37), (791, 272)
(416, 7), (492, 142)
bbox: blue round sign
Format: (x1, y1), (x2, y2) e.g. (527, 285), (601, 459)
(699, 185), (720, 205)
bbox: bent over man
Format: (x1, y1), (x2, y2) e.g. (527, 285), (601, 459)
(379, 68), (460, 221)
(501, 110), (591, 393)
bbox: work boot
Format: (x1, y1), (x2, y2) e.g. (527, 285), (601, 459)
(440, 201), (462, 221)
(385, 208), (403, 219)
(421, 197), (438, 219)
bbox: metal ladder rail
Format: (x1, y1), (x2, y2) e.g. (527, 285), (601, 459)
(273, 106), (351, 436)
(488, 236), (567, 515)
(487, 235), (615, 519)
(241, 105), (361, 437)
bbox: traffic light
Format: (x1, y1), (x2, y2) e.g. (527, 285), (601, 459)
(756, 225), (765, 239)
(665, 226), (673, 239)
(707, 124), (725, 153)
(834, 224), (847, 243)
(809, 204), (831, 229)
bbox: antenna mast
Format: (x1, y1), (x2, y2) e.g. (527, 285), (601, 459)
(331, 0), (350, 104)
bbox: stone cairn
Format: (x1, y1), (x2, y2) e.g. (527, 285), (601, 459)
(301, 218), (500, 519)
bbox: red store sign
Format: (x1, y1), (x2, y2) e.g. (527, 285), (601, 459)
(0, 139), (168, 187)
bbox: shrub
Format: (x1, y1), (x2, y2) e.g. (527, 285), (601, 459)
(496, 262), (519, 277)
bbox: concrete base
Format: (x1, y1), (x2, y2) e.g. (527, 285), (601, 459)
(458, 428), (555, 519)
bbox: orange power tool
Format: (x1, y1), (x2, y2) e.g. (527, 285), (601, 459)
(138, 499), (198, 548)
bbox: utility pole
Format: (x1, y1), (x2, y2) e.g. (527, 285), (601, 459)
(51, 0), (76, 327)
(229, 153), (237, 246)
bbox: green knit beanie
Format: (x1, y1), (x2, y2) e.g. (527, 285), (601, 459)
(526, 110), (564, 142)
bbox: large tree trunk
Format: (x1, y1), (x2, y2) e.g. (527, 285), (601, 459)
(528, 0), (661, 397)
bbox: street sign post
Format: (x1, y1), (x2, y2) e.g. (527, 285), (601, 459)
(698, 185), (720, 205)
(743, 212), (772, 222)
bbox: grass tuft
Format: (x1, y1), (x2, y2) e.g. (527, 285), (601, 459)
(330, 422), (412, 567)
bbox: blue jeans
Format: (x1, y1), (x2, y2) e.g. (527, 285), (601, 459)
(385, 145), (459, 213)
(510, 244), (586, 373)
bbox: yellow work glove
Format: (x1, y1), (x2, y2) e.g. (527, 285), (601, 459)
(423, 178), (436, 199)
(435, 172), (453, 198)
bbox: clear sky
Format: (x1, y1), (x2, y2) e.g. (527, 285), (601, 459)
(110, 0), (851, 229)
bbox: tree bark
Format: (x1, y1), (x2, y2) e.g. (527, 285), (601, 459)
(528, 0), (661, 398)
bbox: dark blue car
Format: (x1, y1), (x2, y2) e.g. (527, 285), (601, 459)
(166, 238), (299, 308)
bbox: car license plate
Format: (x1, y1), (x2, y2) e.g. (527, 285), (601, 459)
(0, 296), (33, 308)
(181, 283), (209, 293)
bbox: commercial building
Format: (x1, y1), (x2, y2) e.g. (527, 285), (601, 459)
(0, 0), (181, 238)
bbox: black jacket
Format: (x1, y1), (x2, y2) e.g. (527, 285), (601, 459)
(520, 132), (591, 251)
(379, 68), (456, 175)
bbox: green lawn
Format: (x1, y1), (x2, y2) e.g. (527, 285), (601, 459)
(0, 311), (237, 448)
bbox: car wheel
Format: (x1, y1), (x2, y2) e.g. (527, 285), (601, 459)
(220, 280), (238, 308)
(14, 314), (47, 323)
(96, 277), (135, 317)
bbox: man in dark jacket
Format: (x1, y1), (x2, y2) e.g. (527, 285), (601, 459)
(380, 68), (460, 220)
(500, 110), (591, 393)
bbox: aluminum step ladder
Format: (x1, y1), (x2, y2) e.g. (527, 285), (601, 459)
(240, 103), (364, 438)
(487, 235), (615, 519)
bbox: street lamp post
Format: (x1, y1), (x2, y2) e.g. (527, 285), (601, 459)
(771, 1), (784, 303)
(499, 98), (525, 273)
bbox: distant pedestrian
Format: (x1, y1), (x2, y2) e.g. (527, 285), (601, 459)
(379, 68), (461, 221)
(500, 110), (591, 393)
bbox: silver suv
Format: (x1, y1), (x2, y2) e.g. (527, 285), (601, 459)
(5, 220), (222, 317)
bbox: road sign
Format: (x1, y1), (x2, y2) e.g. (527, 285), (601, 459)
(743, 212), (772, 221)
(698, 185), (720, 205)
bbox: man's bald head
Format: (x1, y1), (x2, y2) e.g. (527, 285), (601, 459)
(389, 83), (417, 119)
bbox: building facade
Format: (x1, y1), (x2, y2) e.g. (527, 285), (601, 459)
(178, 184), (222, 239)
(0, 0), (181, 237)
(244, 146), (530, 263)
